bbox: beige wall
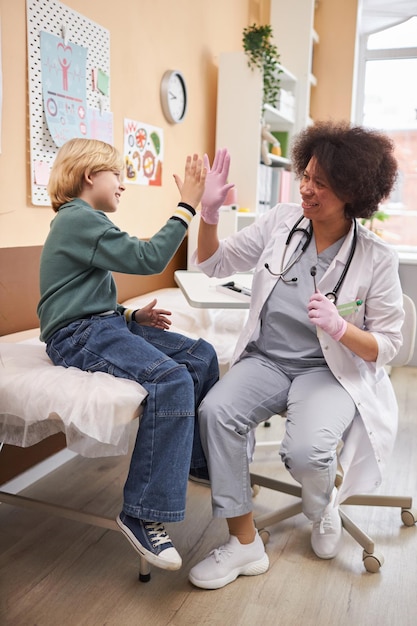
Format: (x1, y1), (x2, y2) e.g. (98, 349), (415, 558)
(311, 0), (359, 122)
(0, 0), (251, 247)
(0, 0), (358, 249)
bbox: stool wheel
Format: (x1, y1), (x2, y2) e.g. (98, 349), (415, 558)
(362, 550), (384, 573)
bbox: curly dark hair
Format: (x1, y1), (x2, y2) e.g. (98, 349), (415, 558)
(291, 121), (398, 219)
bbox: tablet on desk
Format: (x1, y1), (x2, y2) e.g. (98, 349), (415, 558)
(216, 281), (251, 302)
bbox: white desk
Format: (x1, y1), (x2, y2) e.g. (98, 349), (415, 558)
(174, 270), (252, 309)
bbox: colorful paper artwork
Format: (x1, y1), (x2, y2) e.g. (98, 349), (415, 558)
(40, 31), (88, 147)
(124, 118), (163, 186)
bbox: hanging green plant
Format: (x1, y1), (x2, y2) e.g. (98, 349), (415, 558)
(242, 23), (282, 112)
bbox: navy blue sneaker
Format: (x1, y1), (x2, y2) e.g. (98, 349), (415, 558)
(116, 512), (182, 570)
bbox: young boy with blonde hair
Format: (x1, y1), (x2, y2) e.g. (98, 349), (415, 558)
(38, 138), (230, 571)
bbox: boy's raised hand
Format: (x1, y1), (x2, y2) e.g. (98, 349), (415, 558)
(173, 154), (207, 210)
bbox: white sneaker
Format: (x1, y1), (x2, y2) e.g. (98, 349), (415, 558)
(311, 490), (343, 559)
(189, 531), (269, 590)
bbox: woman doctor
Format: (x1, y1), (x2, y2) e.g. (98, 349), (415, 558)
(188, 122), (404, 590)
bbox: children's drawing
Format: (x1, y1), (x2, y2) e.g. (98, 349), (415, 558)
(124, 118), (163, 186)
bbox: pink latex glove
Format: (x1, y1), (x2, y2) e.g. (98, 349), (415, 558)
(308, 291), (347, 341)
(200, 148), (235, 225)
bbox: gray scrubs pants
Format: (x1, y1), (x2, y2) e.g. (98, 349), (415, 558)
(198, 352), (357, 521)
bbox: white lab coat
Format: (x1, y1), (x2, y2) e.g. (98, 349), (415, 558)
(194, 203), (404, 502)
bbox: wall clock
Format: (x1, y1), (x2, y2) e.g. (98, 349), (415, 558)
(160, 70), (187, 124)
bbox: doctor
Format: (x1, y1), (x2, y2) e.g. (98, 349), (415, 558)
(188, 122), (404, 590)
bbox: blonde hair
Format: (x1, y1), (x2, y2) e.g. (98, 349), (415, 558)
(47, 138), (124, 212)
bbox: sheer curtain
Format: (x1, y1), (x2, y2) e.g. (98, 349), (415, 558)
(359, 0), (416, 36)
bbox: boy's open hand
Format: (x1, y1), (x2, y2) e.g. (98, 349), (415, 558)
(134, 299), (172, 330)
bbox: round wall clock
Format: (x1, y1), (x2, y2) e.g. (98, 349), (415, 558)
(160, 70), (187, 124)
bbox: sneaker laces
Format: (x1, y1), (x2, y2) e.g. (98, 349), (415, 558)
(144, 521), (173, 548)
(211, 544), (233, 563)
(318, 512), (334, 535)
(316, 501), (341, 535)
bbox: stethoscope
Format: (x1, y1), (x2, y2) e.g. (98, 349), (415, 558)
(264, 216), (358, 304)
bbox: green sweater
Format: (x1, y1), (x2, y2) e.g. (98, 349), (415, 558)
(38, 198), (192, 342)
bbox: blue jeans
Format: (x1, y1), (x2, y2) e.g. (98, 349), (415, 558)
(46, 313), (219, 522)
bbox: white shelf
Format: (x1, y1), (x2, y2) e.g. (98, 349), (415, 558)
(263, 103), (295, 129)
(267, 153), (291, 168)
(275, 63), (297, 86)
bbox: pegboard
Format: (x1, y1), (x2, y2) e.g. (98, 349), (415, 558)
(27, 0), (110, 206)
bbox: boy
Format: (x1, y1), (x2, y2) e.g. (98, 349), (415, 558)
(38, 138), (226, 571)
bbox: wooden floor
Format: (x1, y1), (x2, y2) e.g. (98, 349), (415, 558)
(1, 367), (417, 626)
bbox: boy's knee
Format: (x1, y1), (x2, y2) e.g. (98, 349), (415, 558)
(149, 358), (191, 386)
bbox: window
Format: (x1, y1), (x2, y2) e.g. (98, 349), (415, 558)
(355, 17), (417, 251)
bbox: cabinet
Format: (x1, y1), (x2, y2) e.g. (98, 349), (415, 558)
(215, 51), (296, 215)
(215, 0), (317, 217)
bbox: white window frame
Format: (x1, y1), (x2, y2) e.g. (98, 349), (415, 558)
(354, 22), (417, 257)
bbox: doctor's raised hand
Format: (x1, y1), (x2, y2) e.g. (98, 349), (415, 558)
(200, 148), (234, 224)
(173, 149), (232, 218)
